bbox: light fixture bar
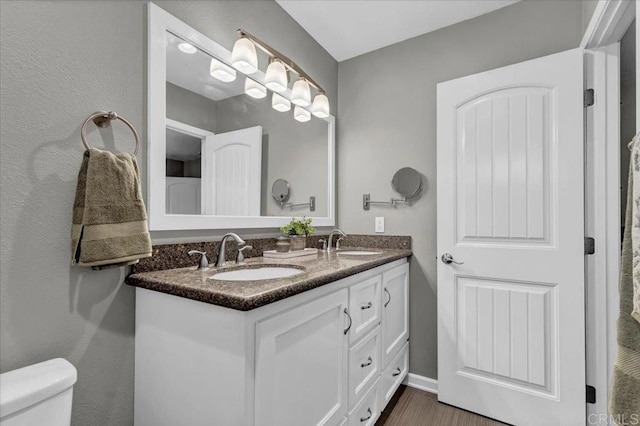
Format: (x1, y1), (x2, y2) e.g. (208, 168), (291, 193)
(237, 29), (325, 94)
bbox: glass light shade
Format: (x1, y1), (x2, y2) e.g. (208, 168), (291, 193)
(231, 38), (258, 74)
(311, 94), (330, 118)
(272, 93), (291, 112)
(177, 42), (197, 54)
(244, 78), (267, 99)
(264, 61), (288, 93)
(291, 79), (311, 107)
(209, 58), (236, 83)
(294, 106), (311, 122)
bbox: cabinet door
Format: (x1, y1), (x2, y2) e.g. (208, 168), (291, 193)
(381, 263), (409, 368)
(255, 289), (349, 426)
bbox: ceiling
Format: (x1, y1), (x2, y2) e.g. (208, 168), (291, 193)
(276, 0), (521, 61)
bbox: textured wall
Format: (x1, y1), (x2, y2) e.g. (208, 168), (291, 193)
(0, 1), (337, 425)
(337, 0), (584, 379)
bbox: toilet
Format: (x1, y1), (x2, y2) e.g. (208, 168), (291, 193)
(0, 358), (77, 426)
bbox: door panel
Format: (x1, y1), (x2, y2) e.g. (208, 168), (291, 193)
(381, 264), (409, 368)
(201, 126), (262, 216)
(437, 48), (584, 426)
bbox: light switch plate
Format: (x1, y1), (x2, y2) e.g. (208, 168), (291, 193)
(375, 217), (385, 233)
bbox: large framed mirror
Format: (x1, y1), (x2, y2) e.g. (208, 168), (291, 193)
(148, 3), (335, 230)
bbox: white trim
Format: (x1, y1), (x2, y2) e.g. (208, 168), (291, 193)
(166, 118), (214, 139)
(580, 0), (635, 49)
(402, 373), (438, 395)
(584, 44), (621, 421)
(147, 3), (336, 231)
(582, 0), (634, 421)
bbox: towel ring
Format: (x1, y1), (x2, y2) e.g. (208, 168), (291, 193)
(81, 111), (140, 155)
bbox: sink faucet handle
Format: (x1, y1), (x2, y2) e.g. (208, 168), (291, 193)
(318, 239), (328, 251)
(237, 245), (253, 264)
(188, 250), (209, 270)
(336, 237), (344, 250)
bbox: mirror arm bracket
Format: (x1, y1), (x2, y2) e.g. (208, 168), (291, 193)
(280, 196), (316, 212)
(363, 194), (409, 211)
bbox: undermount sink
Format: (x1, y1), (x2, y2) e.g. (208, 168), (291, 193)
(337, 250), (382, 256)
(211, 266), (304, 281)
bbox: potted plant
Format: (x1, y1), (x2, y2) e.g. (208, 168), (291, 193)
(280, 217), (314, 251)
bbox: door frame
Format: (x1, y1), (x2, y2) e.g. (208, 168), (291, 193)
(581, 0), (635, 421)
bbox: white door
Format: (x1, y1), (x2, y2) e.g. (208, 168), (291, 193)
(381, 263), (409, 368)
(255, 289), (349, 426)
(201, 126), (262, 216)
(437, 49), (585, 426)
(165, 177), (201, 214)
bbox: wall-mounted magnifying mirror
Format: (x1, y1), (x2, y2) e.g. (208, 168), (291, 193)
(391, 167), (422, 199)
(272, 178), (315, 211)
(363, 167), (423, 210)
(272, 178), (290, 203)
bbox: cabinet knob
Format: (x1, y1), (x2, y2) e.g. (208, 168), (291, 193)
(361, 301), (373, 310)
(392, 367), (402, 377)
(360, 408), (372, 422)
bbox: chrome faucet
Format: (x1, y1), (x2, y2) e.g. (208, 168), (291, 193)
(328, 229), (346, 252)
(216, 233), (245, 267)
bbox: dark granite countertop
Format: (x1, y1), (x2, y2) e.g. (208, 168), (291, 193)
(126, 248), (412, 311)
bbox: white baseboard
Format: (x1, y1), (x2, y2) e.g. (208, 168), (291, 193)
(403, 373), (438, 394)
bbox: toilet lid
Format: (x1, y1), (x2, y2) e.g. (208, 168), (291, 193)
(0, 358), (77, 418)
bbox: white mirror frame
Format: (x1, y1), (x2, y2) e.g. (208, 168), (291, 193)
(147, 3), (335, 231)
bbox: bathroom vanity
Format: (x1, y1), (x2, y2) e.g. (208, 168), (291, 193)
(128, 249), (410, 426)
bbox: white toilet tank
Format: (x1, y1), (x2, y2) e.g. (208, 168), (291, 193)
(0, 358), (77, 426)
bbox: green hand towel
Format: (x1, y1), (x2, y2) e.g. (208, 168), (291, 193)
(71, 148), (152, 268)
(609, 159), (640, 423)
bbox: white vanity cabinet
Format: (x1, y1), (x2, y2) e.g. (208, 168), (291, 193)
(134, 258), (409, 426)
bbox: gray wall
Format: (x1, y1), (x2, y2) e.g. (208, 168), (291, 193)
(337, 0), (585, 379)
(0, 2), (337, 425)
(166, 82), (218, 133)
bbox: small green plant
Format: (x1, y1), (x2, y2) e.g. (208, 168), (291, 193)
(280, 217), (315, 237)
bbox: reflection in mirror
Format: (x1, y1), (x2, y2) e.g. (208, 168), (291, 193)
(164, 31), (329, 218)
(391, 167), (423, 199)
(272, 179), (290, 202)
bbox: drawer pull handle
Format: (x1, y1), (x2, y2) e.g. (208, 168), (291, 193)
(392, 367), (402, 377)
(384, 288), (391, 307)
(360, 408), (372, 422)
(361, 356), (373, 368)
(344, 308), (352, 335)
(361, 302), (373, 310)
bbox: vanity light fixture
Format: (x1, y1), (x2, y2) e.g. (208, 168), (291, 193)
(291, 79), (311, 107)
(232, 29), (330, 118)
(311, 94), (330, 118)
(177, 42), (197, 54)
(264, 60), (288, 93)
(209, 58), (236, 83)
(272, 93), (291, 112)
(244, 78), (267, 99)
(231, 37), (258, 74)
(294, 106), (311, 122)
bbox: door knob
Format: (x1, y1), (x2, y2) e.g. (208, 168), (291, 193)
(441, 253), (464, 265)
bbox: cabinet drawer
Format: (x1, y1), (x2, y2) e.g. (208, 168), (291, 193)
(348, 326), (381, 409)
(348, 377), (381, 426)
(381, 342), (409, 407)
(348, 275), (382, 344)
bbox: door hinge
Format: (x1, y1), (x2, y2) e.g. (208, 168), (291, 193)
(586, 385), (596, 404)
(585, 237), (595, 255)
(584, 89), (594, 107)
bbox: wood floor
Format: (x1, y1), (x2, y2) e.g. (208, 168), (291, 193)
(376, 386), (509, 426)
